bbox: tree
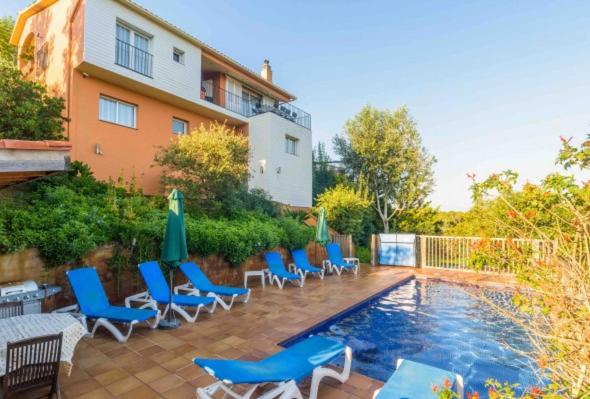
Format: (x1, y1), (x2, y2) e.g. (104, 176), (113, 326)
(312, 142), (338, 203)
(154, 122), (250, 214)
(0, 17), (16, 65)
(394, 205), (442, 235)
(0, 63), (67, 140)
(315, 184), (371, 240)
(334, 105), (435, 232)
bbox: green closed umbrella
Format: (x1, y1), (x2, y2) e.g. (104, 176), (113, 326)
(160, 189), (188, 329)
(315, 207), (330, 247)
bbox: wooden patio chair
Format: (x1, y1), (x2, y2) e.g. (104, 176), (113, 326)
(1, 332), (63, 399)
(0, 302), (23, 319)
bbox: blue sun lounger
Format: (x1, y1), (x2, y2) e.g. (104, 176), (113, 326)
(264, 251), (304, 289)
(325, 243), (360, 275)
(373, 359), (464, 399)
(290, 249), (325, 280)
(194, 336), (352, 399)
(62, 267), (160, 343)
(176, 262), (251, 311)
(126, 261), (216, 323)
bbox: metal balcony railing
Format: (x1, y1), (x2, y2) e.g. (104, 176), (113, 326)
(202, 85), (311, 129)
(115, 39), (153, 78)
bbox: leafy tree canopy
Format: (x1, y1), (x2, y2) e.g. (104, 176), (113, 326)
(334, 105), (435, 232)
(312, 142), (339, 203)
(315, 184), (371, 239)
(155, 122), (251, 214)
(0, 16), (16, 65)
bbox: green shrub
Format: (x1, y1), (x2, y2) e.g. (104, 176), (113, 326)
(0, 162), (313, 267)
(315, 184), (371, 241)
(356, 246), (371, 264)
(275, 217), (314, 250)
(0, 62), (67, 140)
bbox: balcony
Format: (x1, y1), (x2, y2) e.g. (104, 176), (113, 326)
(202, 85), (311, 129)
(115, 39), (153, 78)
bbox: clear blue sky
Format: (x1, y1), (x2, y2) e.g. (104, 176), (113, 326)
(3, 1), (590, 210)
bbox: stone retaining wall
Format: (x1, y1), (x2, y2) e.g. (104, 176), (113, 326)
(0, 242), (328, 310)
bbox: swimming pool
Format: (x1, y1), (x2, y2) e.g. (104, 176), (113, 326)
(283, 278), (539, 394)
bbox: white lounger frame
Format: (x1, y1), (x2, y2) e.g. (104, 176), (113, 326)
(266, 269), (305, 289)
(371, 359), (464, 399)
(124, 291), (216, 323)
(53, 304), (161, 343)
(174, 283), (251, 311)
(322, 257), (360, 276)
(196, 346), (352, 399)
(288, 263), (325, 280)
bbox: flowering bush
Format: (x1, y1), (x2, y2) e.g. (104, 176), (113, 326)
(436, 380), (563, 399)
(432, 378), (459, 399)
(464, 136), (590, 398)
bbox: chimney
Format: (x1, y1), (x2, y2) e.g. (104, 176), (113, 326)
(261, 59), (273, 82)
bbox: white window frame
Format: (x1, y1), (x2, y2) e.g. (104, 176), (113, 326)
(285, 135), (298, 156)
(116, 21), (152, 76)
(99, 95), (137, 129)
(172, 117), (188, 135)
(172, 47), (185, 64)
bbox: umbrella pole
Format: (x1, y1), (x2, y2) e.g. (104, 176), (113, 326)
(159, 266), (180, 329)
(168, 269), (174, 324)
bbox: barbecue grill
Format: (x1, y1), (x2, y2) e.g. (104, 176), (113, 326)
(0, 280), (61, 314)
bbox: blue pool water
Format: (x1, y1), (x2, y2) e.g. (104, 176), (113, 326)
(284, 278), (539, 394)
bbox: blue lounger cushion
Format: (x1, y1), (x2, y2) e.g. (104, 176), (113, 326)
(194, 336), (345, 384)
(92, 306), (157, 323)
(375, 360), (457, 399)
(138, 261), (215, 306)
(67, 267), (158, 322)
(291, 249), (323, 273)
(326, 243), (356, 268)
(180, 262), (249, 297)
(264, 252), (300, 280)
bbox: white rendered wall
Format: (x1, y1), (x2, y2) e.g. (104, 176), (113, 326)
(248, 112), (312, 208)
(84, 0), (202, 104)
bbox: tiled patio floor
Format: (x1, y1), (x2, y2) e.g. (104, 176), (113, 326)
(43, 266), (513, 399)
(52, 266), (413, 399)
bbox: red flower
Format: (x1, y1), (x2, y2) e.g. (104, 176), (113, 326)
(467, 391), (480, 399)
(432, 384), (439, 392)
(443, 378), (452, 389)
(530, 386), (543, 396)
(507, 210), (517, 218)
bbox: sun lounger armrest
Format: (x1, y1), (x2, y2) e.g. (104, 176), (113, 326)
(125, 291), (154, 309)
(343, 257), (360, 266)
(174, 282), (199, 296)
(53, 304), (79, 314)
(52, 304), (88, 330)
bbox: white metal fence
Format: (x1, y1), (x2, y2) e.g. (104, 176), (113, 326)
(417, 235), (557, 273)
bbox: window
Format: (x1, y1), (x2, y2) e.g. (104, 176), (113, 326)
(285, 136), (298, 155)
(99, 96), (137, 128)
(115, 23), (152, 76)
(172, 48), (185, 64)
(172, 118), (188, 134)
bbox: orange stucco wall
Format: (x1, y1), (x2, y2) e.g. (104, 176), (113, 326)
(16, 0), (250, 195)
(68, 71), (235, 194)
(17, 0), (84, 100)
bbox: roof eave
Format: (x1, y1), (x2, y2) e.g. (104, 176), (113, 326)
(10, 0), (298, 102)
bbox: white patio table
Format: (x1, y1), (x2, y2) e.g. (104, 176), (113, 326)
(0, 313), (87, 377)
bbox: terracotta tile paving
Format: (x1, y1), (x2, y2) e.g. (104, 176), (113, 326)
(37, 266), (508, 398)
